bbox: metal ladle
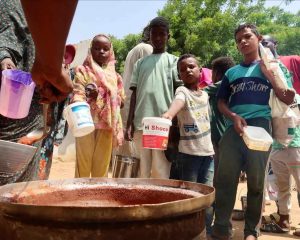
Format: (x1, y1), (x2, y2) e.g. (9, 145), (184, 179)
(26, 104), (50, 142)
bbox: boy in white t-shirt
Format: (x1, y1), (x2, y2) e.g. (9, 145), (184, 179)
(162, 53), (214, 235)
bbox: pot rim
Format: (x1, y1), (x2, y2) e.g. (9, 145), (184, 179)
(0, 178), (215, 223)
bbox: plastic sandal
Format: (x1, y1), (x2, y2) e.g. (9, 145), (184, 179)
(261, 215), (272, 224)
(260, 222), (274, 232)
(260, 221), (289, 233)
(270, 212), (280, 223)
(271, 213), (291, 231)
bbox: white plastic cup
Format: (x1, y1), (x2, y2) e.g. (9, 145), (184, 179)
(64, 102), (95, 137)
(142, 117), (172, 150)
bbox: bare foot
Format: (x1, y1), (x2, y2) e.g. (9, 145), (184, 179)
(265, 200), (272, 205)
(245, 235), (256, 240)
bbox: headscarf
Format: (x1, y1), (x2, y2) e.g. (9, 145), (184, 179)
(199, 68), (213, 89)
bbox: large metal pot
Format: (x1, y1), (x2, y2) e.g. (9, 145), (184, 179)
(0, 178), (214, 240)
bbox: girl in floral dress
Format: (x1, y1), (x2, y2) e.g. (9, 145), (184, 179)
(72, 34), (125, 177)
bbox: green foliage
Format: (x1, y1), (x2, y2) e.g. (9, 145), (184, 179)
(112, 0), (300, 73)
(111, 34), (141, 73)
(158, 0), (300, 67)
(274, 28), (300, 55)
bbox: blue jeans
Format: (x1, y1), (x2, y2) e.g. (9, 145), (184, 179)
(173, 152), (214, 234)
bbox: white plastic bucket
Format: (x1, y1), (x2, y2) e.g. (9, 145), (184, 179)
(64, 102), (95, 137)
(142, 117), (172, 150)
(242, 126), (273, 151)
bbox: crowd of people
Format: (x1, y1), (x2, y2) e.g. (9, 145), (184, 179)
(1, 1), (300, 240)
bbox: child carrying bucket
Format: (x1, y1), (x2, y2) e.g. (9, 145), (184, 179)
(125, 17), (180, 179)
(162, 54), (215, 235)
(71, 34), (125, 178)
(162, 54), (214, 181)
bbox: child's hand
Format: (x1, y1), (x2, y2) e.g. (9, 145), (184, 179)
(162, 112), (173, 120)
(232, 114), (247, 135)
(85, 83), (98, 100)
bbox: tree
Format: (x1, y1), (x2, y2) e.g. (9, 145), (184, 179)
(158, 0), (300, 66)
(111, 33), (141, 73)
(111, 0), (299, 73)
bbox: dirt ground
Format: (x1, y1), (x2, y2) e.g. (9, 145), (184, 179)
(232, 182), (300, 239)
(49, 142), (300, 239)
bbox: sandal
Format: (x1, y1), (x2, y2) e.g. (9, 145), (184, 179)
(261, 215), (272, 224)
(276, 214), (291, 232)
(268, 212), (292, 224)
(270, 212), (280, 223)
(260, 221), (289, 233)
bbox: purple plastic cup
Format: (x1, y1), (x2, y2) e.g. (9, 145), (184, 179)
(0, 69), (35, 119)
